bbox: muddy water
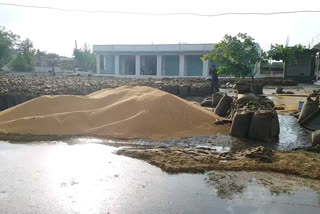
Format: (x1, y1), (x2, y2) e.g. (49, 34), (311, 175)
(1, 140), (320, 214)
(119, 114), (312, 153)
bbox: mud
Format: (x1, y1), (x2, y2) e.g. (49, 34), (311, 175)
(117, 146), (320, 179)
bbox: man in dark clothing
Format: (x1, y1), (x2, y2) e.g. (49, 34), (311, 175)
(210, 64), (219, 94)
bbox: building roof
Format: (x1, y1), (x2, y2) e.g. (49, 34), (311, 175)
(93, 43), (215, 53)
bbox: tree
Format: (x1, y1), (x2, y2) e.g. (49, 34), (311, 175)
(46, 53), (60, 70)
(0, 26), (19, 69)
(202, 33), (266, 84)
(73, 43), (96, 72)
(267, 44), (304, 78)
(10, 39), (36, 71)
(35, 49), (47, 66)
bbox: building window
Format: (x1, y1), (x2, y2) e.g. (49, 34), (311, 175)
(162, 55), (179, 76)
(119, 55), (135, 75)
(140, 55), (157, 75)
(104, 56), (115, 74)
(185, 55), (203, 76)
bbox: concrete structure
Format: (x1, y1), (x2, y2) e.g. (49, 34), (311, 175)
(310, 34), (320, 83)
(93, 44), (213, 78)
(285, 49), (315, 82)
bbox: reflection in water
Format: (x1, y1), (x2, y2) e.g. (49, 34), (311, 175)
(0, 141), (320, 214)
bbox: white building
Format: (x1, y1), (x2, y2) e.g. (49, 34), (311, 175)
(93, 44), (214, 78)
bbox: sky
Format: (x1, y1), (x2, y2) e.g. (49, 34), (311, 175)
(0, 0), (320, 56)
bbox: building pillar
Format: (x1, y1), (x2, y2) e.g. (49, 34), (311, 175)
(202, 60), (209, 77)
(179, 55), (185, 76)
(96, 54), (101, 74)
(103, 56), (107, 73)
(115, 55), (120, 76)
(157, 55), (162, 77)
(135, 55), (140, 76)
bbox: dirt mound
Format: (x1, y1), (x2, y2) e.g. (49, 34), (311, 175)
(0, 86), (229, 140)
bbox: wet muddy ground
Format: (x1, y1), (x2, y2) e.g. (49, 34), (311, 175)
(85, 114), (311, 153)
(0, 141), (320, 214)
(1, 84), (318, 213)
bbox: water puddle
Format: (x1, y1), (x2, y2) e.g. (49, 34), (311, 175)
(0, 141), (319, 214)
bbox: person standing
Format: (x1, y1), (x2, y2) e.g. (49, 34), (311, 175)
(210, 64), (219, 94)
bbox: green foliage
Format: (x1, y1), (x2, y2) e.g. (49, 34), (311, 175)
(10, 39), (36, 71)
(268, 44), (305, 65)
(73, 43), (96, 72)
(0, 26), (19, 68)
(203, 33), (265, 79)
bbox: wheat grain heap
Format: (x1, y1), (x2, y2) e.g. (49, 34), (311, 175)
(0, 86), (229, 140)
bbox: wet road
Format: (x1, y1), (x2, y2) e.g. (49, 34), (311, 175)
(0, 140), (319, 214)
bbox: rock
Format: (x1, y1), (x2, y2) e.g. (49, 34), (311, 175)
(214, 94), (233, 117)
(248, 110), (280, 142)
(230, 111), (254, 138)
(276, 87), (294, 95)
(252, 83), (263, 94)
(212, 92), (224, 108)
(233, 83), (250, 94)
(312, 130), (320, 146)
(236, 93), (259, 106)
(298, 95), (319, 123)
(276, 87), (283, 94)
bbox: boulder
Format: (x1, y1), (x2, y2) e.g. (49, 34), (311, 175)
(214, 94), (233, 117)
(230, 111), (254, 138)
(298, 95), (319, 123)
(236, 93), (259, 106)
(275, 87), (283, 94)
(312, 130), (320, 146)
(252, 83), (263, 94)
(248, 110), (280, 142)
(233, 83), (250, 94)
(212, 92), (224, 107)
